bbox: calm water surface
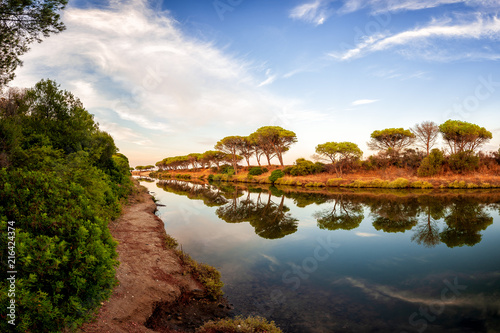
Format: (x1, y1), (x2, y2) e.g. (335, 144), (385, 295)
(139, 179), (500, 333)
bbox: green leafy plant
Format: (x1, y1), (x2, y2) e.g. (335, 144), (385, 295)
(268, 169), (285, 183)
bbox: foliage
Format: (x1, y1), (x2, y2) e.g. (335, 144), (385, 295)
(176, 251), (224, 300)
(417, 148), (444, 177)
(218, 164), (235, 175)
(448, 151), (479, 173)
(367, 128), (415, 153)
(197, 316), (282, 333)
(0, 0), (67, 86)
(0, 79), (131, 332)
(284, 158), (325, 176)
(315, 141), (362, 176)
(252, 126), (297, 166)
(268, 169), (285, 183)
(439, 119), (492, 154)
(248, 166), (268, 175)
(215, 136), (246, 174)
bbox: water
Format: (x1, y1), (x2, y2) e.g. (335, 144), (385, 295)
(140, 179), (500, 333)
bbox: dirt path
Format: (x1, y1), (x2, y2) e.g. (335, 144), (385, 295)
(79, 183), (202, 333)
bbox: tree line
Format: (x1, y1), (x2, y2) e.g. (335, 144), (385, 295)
(155, 120), (497, 176)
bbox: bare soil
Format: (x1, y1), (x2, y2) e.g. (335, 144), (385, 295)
(79, 182), (231, 333)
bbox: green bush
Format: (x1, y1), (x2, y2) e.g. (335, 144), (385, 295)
(0, 79), (132, 332)
(219, 164), (235, 175)
(285, 158), (324, 176)
(248, 166), (268, 176)
(0, 170), (119, 332)
(418, 149), (444, 177)
(268, 170), (285, 183)
(448, 151), (479, 173)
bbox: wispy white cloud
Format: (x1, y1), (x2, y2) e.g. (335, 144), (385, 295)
(338, 0), (500, 15)
(11, 0), (323, 163)
(329, 14), (500, 61)
(289, 0), (334, 25)
(258, 69), (277, 87)
(352, 99), (379, 106)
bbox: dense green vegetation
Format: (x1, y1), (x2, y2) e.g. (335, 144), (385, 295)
(0, 80), (132, 332)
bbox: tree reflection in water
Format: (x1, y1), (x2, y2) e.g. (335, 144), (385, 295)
(216, 187), (299, 239)
(440, 199), (493, 247)
(156, 180), (498, 247)
(313, 194), (364, 231)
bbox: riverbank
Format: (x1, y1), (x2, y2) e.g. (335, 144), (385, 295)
(78, 180), (231, 333)
(136, 166), (500, 189)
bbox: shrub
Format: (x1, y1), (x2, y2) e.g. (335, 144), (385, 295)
(326, 178), (344, 187)
(387, 178), (410, 189)
(0, 170), (119, 332)
(248, 167), (268, 176)
(268, 170), (285, 183)
(410, 181), (434, 189)
(219, 164), (235, 175)
(448, 151), (479, 173)
(286, 158), (324, 176)
(418, 149), (444, 177)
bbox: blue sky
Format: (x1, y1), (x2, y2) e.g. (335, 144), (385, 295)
(11, 0), (500, 167)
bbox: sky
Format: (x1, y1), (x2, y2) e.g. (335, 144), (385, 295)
(10, 0), (500, 167)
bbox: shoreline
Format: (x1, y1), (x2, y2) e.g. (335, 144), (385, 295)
(78, 180), (229, 333)
(136, 168), (500, 189)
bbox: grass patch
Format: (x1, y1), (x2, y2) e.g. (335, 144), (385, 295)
(176, 250), (224, 301)
(304, 182), (326, 187)
(197, 316), (282, 333)
(410, 180), (434, 189)
(164, 234), (179, 249)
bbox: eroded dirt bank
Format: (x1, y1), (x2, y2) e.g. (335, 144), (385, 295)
(79, 182), (229, 333)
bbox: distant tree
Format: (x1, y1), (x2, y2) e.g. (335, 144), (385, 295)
(201, 150), (228, 169)
(252, 126), (297, 167)
(187, 153), (202, 170)
(439, 120), (492, 155)
(412, 121), (439, 156)
(0, 0), (68, 86)
(367, 128), (415, 153)
(237, 136), (254, 166)
(215, 136), (245, 174)
(248, 134), (264, 166)
(315, 141), (362, 177)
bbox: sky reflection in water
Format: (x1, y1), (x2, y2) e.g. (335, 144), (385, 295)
(141, 179), (500, 333)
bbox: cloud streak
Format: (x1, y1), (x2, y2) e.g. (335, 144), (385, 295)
(329, 14), (500, 61)
(289, 0), (334, 25)
(352, 99), (379, 106)
(11, 0), (321, 163)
